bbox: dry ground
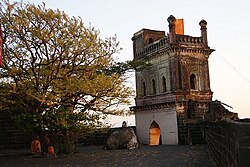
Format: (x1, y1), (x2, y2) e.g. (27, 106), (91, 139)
(0, 145), (217, 167)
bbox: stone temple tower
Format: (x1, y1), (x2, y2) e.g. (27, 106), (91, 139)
(130, 15), (214, 145)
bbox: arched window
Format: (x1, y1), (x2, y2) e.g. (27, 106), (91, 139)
(152, 79), (156, 94)
(190, 74), (196, 89)
(148, 38), (153, 44)
(142, 81), (146, 96)
(162, 76), (167, 92)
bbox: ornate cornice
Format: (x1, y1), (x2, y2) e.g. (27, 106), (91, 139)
(130, 101), (176, 112)
(169, 46), (215, 55)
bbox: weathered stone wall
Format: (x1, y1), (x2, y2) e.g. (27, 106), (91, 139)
(206, 120), (250, 167)
(77, 129), (113, 146)
(77, 127), (136, 146)
(0, 111), (33, 150)
(0, 112), (135, 149)
(135, 51), (171, 98)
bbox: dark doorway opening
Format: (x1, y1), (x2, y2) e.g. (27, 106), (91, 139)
(149, 121), (161, 145)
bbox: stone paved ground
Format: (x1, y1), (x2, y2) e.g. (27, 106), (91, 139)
(0, 145), (217, 167)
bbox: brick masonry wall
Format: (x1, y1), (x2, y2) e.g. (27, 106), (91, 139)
(206, 120), (250, 167)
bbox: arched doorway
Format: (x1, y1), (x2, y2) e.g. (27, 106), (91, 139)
(149, 121), (161, 145)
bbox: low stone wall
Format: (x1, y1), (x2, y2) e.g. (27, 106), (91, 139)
(77, 126), (136, 146)
(0, 109), (135, 150)
(206, 120), (250, 167)
(0, 111), (34, 150)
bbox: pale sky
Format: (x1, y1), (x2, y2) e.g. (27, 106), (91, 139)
(15, 0), (250, 125)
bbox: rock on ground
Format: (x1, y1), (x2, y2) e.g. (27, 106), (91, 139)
(105, 127), (139, 150)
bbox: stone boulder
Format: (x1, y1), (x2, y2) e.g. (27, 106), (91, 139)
(105, 127), (139, 150)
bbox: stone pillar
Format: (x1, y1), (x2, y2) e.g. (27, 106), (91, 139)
(199, 20), (208, 46)
(167, 15), (176, 44)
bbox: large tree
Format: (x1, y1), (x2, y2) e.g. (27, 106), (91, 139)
(0, 1), (134, 152)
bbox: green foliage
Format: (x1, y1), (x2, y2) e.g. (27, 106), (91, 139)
(15, 107), (102, 132)
(0, 0), (132, 114)
(0, 1), (137, 152)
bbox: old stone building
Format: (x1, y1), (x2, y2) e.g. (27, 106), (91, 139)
(130, 15), (214, 145)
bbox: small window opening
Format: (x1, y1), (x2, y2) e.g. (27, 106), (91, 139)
(162, 76), (167, 92)
(190, 74), (196, 89)
(142, 81), (146, 96)
(148, 38), (153, 44)
(152, 79), (156, 94)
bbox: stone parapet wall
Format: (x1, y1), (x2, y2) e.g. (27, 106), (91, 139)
(0, 109), (135, 150)
(77, 127), (136, 146)
(77, 129), (112, 146)
(206, 120), (250, 167)
(0, 111), (34, 150)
